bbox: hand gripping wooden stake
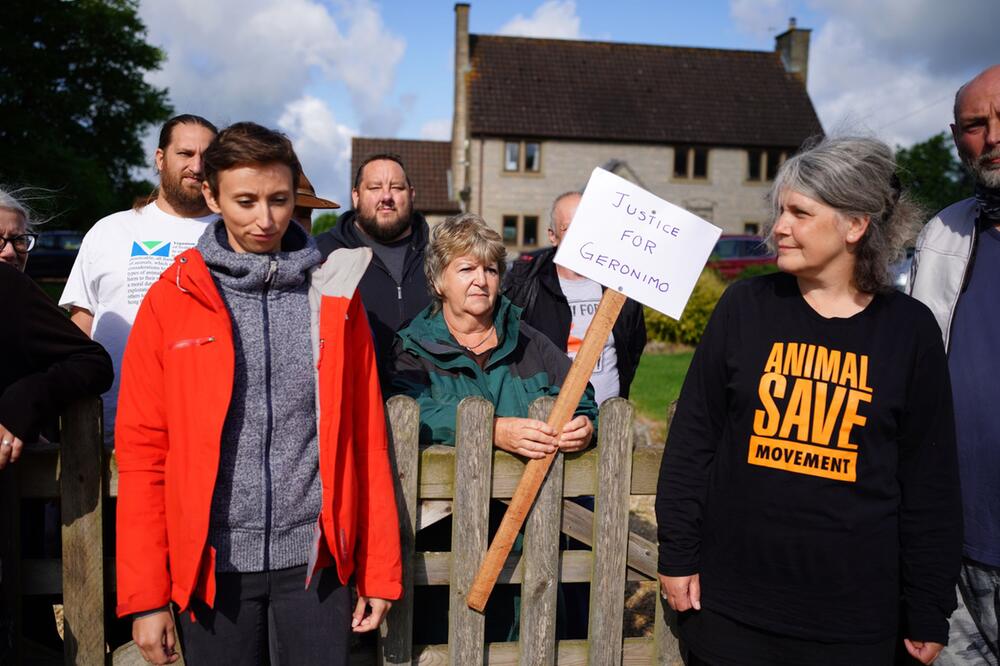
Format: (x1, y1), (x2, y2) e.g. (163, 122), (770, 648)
(466, 288), (627, 611)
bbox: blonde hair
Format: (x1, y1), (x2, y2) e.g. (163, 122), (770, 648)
(424, 213), (507, 312)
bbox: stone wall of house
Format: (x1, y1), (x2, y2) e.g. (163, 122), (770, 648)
(467, 138), (774, 253)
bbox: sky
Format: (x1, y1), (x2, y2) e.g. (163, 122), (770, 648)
(135, 0), (999, 207)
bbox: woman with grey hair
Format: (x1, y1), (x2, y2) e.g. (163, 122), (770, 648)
(655, 137), (961, 665)
(0, 188), (38, 272)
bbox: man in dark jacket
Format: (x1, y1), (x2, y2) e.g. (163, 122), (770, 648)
(316, 153), (430, 379)
(504, 191), (646, 402)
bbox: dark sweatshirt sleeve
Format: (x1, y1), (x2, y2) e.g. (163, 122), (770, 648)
(655, 287), (733, 576)
(897, 312), (962, 644)
(0, 267), (114, 441)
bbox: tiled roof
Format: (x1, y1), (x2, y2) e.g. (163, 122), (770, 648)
(351, 137), (460, 214)
(467, 35), (823, 148)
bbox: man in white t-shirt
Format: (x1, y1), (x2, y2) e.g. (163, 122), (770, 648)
(61, 114), (219, 442)
(504, 191), (647, 404)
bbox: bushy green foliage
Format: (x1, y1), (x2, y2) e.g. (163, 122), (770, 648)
(644, 269), (727, 345)
(311, 212), (339, 236)
(896, 132), (974, 216)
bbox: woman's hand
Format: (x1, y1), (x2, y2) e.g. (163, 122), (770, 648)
(659, 573), (702, 612)
(132, 609), (179, 664)
(0, 423), (24, 470)
(353, 595), (392, 633)
(904, 639), (944, 664)
(558, 415), (593, 452)
(494, 417), (558, 459)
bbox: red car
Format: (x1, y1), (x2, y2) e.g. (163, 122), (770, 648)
(707, 234), (776, 279)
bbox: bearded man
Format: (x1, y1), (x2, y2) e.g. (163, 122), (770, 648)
(909, 64), (1000, 666)
(316, 153), (430, 379)
(61, 114), (218, 442)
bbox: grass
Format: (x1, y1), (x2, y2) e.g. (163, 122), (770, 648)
(629, 350), (694, 425)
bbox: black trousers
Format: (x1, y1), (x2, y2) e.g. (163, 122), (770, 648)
(176, 565), (351, 665)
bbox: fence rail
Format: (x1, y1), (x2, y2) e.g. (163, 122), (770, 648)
(2, 396), (683, 665)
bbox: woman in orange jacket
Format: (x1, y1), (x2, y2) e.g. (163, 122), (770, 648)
(115, 122), (401, 665)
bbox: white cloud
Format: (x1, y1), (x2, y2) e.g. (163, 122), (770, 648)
(498, 1), (583, 39)
(278, 96), (355, 204)
(803, 0), (997, 148)
(135, 0), (408, 189)
(419, 118), (452, 141)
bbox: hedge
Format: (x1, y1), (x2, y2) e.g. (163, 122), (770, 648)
(644, 268), (727, 346)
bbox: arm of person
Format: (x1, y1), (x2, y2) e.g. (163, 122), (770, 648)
(897, 313), (963, 655)
(655, 287), (734, 594)
(114, 292), (173, 619)
(69, 306), (94, 337)
(0, 266), (113, 453)
(389, 336), (465, 445)
(348, 293), (402, 623)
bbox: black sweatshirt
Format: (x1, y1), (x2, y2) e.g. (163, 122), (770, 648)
(656, 272), (961, 644)
(0, 263), (113, 441)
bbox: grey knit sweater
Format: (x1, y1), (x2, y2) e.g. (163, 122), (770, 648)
(198, 221), (324, 572)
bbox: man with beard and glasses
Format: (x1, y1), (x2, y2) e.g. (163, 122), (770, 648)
(61, 114), (218, 443)
(316, 153), (430, 379)
(910, 64), (1000, 666)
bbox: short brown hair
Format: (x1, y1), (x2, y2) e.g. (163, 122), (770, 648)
(203, 122), (300, 197)
(353, 153), (411, 189)
(425, 213), (507, 312)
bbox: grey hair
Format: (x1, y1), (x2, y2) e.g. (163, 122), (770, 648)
(424, 213), (507, 312)
(549, 191), (582, 232)
(0, 187), (33, 233)
(765, 136), (922, 293)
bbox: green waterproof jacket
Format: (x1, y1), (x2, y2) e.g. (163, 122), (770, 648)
(390, 296), (598, 445)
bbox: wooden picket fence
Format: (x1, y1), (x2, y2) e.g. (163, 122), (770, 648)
(1, 396), (683, 665)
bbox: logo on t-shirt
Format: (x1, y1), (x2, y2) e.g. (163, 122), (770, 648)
(747, 342), (873, 482)
(130, 240), (171, 257)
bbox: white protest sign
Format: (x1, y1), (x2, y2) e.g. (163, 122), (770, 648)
(554, 167), (722, 319)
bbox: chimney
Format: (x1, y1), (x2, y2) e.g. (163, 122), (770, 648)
(775, 17), (811, 86)
(451, 3), (471, 210)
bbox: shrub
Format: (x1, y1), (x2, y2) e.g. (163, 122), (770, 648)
(644, 269), (727, 346)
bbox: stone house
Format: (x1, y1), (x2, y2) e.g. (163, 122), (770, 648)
(354, 3), (823, 253)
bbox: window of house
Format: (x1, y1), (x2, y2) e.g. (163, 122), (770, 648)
(744, 222), (761, 235)
(504, 140), (542, 173)
(674, 146), (709, 180)
(522, 216), (539, 246)
(504, 142), (520, 172)
(747, 148), (788, 182)
(502, 215), (519, 244)
(525, 142), (541, 172)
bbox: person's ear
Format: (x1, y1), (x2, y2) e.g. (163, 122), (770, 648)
(154, 148), (165, 174)
(846, 214), (870, 245)
(351, 188), (360, 209)
(202, 181), (222, 215)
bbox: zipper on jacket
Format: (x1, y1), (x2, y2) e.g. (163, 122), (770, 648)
(262, 257), (278, 570)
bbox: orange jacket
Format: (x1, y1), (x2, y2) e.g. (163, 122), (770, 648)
(115, 247), (402, 617)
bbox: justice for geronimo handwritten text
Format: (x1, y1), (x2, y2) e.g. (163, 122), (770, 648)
(748, 342), (873, 482)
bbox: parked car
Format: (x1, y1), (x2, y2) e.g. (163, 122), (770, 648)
(25, 230), (84, 280)
(890, 247), (914, 292)
(707, 234), (775, 279)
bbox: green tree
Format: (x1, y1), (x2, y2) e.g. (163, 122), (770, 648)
(895, 132), (974, 217)
(0, 0), (171, 228)
(312, 212), (339, 236)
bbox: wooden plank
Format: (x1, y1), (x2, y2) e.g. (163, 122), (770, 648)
(518, 397), (560, 666)
(0, 464), (23, 663)
(414, 550), (656, 586)
(415, 445), (660, 500)
(59, 399), (105, 666)
(588, 398), (635, 666)
(380, 396), (421, 665)
(413, 637), (655, 665)
(449, 397), (494, 665)
(558, 499), (658, 579)
(467, 289), (627, 611)
(416, 500), (453, 531)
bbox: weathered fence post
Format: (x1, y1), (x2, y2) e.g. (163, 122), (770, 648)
(519, 397), (561, 666)
(380, 396), (420, 665)
(449, 397), (494, 665)
(59, 399), (105, 665)
(588, 397), (634, 665)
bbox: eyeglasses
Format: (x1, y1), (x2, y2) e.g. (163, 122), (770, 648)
(0, 234), (39, 254)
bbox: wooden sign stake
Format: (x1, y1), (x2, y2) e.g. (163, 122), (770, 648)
(466, 288), (627, 611)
